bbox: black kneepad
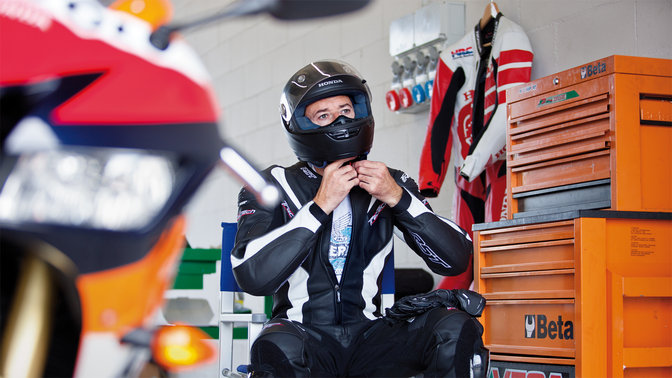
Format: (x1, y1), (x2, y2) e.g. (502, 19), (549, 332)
(433, 310), (488, 378)
(249, 322), (310, 377)
(249, 339), (296, 377)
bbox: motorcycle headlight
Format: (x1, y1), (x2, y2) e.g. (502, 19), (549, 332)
(0, 148), (176, 231)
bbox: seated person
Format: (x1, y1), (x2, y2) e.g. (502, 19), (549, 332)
(231, 59), (487, 377)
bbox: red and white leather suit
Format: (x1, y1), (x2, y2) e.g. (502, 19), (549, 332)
(419, 14), (533, 289)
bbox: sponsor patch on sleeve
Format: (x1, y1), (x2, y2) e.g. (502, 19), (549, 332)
(237, 209), (255, 220)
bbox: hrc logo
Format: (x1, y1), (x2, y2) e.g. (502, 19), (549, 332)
(451, 47), (473, 59)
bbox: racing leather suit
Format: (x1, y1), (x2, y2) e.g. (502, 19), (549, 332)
(232, 161), (472, 324)
(419, 14), (533, 291)
(231, 161), (480, 376)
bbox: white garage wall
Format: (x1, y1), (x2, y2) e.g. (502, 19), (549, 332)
(175, 0), (671, 280)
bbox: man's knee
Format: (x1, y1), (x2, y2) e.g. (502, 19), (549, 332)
(250, 320), (309, 377)
(432, 307), (482, 334)
(426, 308), (488, 377)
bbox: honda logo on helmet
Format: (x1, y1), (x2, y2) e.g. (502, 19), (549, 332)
(318, 79), (343, 87)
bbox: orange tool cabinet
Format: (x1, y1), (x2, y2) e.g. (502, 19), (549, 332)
(474, 211), (672, 378)
(504, 55), (672, 219)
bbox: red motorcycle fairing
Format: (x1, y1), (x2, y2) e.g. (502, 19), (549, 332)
(0, 0), (224, 164)
(0, 0), (225, 273)
(0, 0), (218, 126)
(0, 1), (222, 376)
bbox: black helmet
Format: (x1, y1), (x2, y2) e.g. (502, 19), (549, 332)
(280, 60), (374, 167)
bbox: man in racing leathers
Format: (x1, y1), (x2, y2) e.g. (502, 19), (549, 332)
(231, 60), (487, 377)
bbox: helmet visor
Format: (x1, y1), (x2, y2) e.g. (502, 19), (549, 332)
(294, 91), (370, 131)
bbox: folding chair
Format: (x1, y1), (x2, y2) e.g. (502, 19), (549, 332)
(219, 222), (267, 377)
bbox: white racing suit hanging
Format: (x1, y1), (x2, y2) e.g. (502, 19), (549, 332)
(419, 13), (533, 290)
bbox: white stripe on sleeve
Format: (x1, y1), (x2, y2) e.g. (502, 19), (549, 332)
(231, 203), (321, 268)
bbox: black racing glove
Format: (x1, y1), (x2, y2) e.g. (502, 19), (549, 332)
(384, 289), (485, 324)
(453, 288), (486, 317)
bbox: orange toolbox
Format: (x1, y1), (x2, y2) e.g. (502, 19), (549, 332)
(505, 55), (672, 219)
(474, 210), (672, 378)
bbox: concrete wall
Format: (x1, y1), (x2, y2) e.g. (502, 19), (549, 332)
(176, 0), (671, 279)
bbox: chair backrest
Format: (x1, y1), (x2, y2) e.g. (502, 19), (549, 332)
(381, 250), (395, 294)
(219, 222), (264, 376)
(381, 250), (395, 310)
(220, 222), (242, 293)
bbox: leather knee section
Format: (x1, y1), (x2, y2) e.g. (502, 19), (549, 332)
(249, 320), (310, 377)
(425, 308), (487, 377)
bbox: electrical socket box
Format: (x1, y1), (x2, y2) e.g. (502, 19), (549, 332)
(389, 1), (465, 56)
(386, 1), (465, 114)
(414, 1), (465, 52)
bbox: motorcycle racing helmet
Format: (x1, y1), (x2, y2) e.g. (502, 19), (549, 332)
(279, 60), (374, 167)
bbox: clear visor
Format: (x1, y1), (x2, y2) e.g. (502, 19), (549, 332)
(294, 91), (370, 131)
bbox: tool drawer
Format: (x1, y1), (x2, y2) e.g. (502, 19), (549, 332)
(505, 55), (672, 219)
(474, 211), (672, 377)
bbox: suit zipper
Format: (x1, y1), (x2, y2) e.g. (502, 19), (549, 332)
(336, 198), (359, 326)
(321, 230), (342, 324)
(335, 284), (342, 324)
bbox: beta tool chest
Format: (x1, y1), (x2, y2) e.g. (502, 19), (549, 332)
(474, 211), (672, 378)
(473, 55), (672, 378)
(505, 55), (672, 219)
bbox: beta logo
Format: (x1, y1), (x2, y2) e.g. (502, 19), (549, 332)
(580, 61), (606, 79)
(451, 47), (473, 59)
(524, 314), (574, 340)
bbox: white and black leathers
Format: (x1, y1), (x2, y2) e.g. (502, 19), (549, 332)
(231, 161), (472, 327)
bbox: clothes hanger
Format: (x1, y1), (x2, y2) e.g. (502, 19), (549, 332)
(479, 0), (499, 47)
(479, 0), (499, 29)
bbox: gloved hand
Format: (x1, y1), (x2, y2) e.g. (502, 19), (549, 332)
(384, 289), (485, 324)
(453, 288), (486, 317)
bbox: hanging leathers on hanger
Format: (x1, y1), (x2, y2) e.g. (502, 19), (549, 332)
(384, 289), (486, 324)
